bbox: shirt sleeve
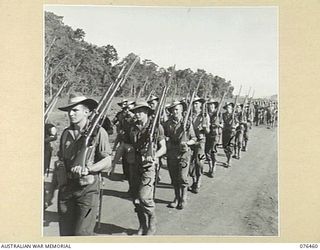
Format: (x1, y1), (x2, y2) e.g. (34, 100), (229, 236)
(156, 124), (165, 142)
(95, 127), (112, 160)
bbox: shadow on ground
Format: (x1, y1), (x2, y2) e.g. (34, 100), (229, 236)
(95, 223), (136, 235)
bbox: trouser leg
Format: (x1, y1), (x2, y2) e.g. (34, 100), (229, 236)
(139, 166), (156, 235)
(74, 190), (100, 236)
(58, 191), (76, 236)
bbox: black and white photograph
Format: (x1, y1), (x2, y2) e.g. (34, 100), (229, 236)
(43, 5), (278, 237)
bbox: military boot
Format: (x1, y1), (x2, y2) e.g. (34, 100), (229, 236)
(136, 210), (148, 235)
(208, 160), (214, 178)
(237, 146), (241, 159)
(146, 211), (156, 235)
(177, 186), (187, 210)
(168, 187), (179, 208)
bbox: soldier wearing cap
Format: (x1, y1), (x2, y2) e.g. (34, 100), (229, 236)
(122, 101), (166, 235)
(242, 103), (254, 151)
(221, 102), (238, 167)
(188, 96), (210, 194)
(163, 100), (196, 209)
(233, 103), (244, 159)
(147, 95), (159, 111)
(45, 93), (112, 236)
(205, 99), (222, 178)
(112, 100), (135, 180)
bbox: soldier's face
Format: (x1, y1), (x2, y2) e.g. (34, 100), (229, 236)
(227, 105), (233, 113)
(208, 103), (216, 112)
(237, 106), (242, 112)
(149, 100), (158, 110)
(68, 104), (89, 124)
(134, 108), (148, 121)
(193, 101), (202, 112)
(172, 104), (183, 118)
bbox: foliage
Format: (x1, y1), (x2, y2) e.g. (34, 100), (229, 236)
(44, 11), (234, 99)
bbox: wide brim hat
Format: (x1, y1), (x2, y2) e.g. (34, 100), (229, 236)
(193, 96), (206, 104)
(223, 102), (235, 109)
(117, 99), (128, 107)
(122, 100), (135, 109)
(130, 101), (153, 115)
(58, 94), (98, 112)
(206, 98), (219, 107)
(167, 100), (187, 112)
(147, 95), (159, 103)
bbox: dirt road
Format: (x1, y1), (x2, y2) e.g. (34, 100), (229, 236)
(43, 125), (278, 236)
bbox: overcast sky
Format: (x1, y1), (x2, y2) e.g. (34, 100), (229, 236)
(44, 5), (278, 98)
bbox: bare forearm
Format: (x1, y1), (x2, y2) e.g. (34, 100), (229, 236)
(88, 156), (112, 173)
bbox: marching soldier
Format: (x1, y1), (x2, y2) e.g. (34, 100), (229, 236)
(112, 99), (134, 151)
(188, 97), (210, 194)
(163, 100), (196, 209)
(44, 102), (57, 176)
(221, 102), (238, 167)
(147, 94), (159, 110)
(123, 101), (166, 235)
(205, 99), (222, 178)
(242, 103), (254, 151)
(45, 93), (113, 236)
(111, 100), (135, 180)
(233, 104), (244, 160)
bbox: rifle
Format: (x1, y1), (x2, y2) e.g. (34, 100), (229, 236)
(45, 56), (68, 83)
(181, 75), (203, 137)
(231, 85), (242, 125)
(72, 56), (139, 186)
(214, 86), (230, 126)
(44, 80), (69, 123)
(240, 87), (251, 122)
(146, 89), (155, 101)
(99, 61), (128, 126)
(136, 76), (149, 99)
(149, 66), (174, 197)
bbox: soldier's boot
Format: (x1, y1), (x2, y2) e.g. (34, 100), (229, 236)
(208, 160), (214, 178)
(237, 146), (241, 159)
(146, 211), (156, 235)
(188, 177), (197, 192)
(194, 176), (202, 194)
(243, 140), (248, 151)
(136, 210), (148, 235)
(232, 145), (237, 158)
(177, 186), (188, 210)
(226, 152), (232, 167)
(168, 187), (179, 208)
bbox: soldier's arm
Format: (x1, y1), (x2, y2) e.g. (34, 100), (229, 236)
(154, 125), (166, 158)
(187, 123), (196, 145)
(87, 128), (112, 173)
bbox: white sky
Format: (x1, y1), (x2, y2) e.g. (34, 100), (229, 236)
(44, 5), (278, 98)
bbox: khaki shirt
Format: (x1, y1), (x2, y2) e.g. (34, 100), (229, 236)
(58, 125), (112, 172)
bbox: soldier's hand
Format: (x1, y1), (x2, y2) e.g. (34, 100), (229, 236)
(146, 155), (154, 163)
(71, 165), (83, 176)
(44, 189), (54, 210)
(54, 160), (64, 168)
(105, 165), (115, 177)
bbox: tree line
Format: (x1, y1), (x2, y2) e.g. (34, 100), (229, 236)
(45, 11), (234, 100)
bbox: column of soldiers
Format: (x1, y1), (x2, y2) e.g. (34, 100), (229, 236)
(44, 86), (278, 236)
(253, 100), (278, 128)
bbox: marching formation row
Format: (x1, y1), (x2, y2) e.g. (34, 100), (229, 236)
(44, 61), (278, 237)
